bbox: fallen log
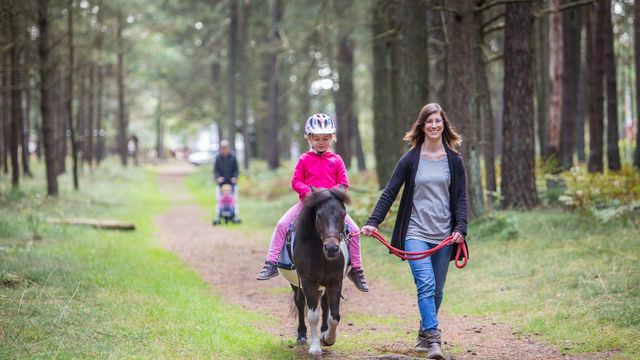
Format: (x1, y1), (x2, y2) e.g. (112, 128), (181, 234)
(46, 218), (136, 231)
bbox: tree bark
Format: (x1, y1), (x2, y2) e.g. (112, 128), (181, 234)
(334, 0), (356, 168)
(534, 1), (549, 159)
(227, 0), (238, 152)
(602, 0), (620, 170)
(86, 62), (95, 168)
(116, 10), (128, 167)
(586, 2), (604, 173)
(635, 0), (640, 168)
(403, 0), (429, 128)
(239, 0), (250, 169)
(95, 0), (105, 165)
(501, 1), (538, 209)
(428, 0), (447, 104)
(38, 0), (59, 195)
(9, 5), (22, 187)
(546, 0), (563, 166)
(266, 0), (283, 169)
(474, 2), (496, 208)
(67, 0), (79, 189)
(21, 52), (32, 177)
(447, 0), (484, 218)
(559, 2), (582, 170)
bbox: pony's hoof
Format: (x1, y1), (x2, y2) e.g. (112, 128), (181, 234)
(296, 337), (307, 346)
(321, 333), (335, 347)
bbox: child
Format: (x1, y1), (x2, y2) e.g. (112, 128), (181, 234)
(255, 114), (368, 292)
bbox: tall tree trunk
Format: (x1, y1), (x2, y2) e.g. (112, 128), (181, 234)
(86, 62), (95, 168)
(474, 3), (496, 208)
(266, 0), (283, 169)
(546, 0), (563, 166)
(635, 0), (640, 168)
(211, 60), (224, 143)
(502, 1), (538, 209)
(447, 0), (483, 218)
(67, 0), (79, 189)
(9, 6), (21, 188)
(428, 0), (447, 104)
(116, 11), (127, 167)
(602, 0), (620, 171)
(354, 115), (366, 171)
(155, 93), (164, 158)
(334, 0), (356, 168)
(239, 0), (250, 169)
(586, 2), (604, 173)
(1, 56), (7, 175)
(371, 0), (400, 188)
(21, 52), (32, 177)
(576, 47), (587, 163)
(95, 0), (104, 165)
(38, 0), (58, 195)
(559, 2), (582, 170)
(534, 1), (549, 159)
(402, 0), (429, 129)
(227, 0), (238, 152)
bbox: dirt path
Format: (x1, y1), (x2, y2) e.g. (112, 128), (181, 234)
(153, 163), (605, 359)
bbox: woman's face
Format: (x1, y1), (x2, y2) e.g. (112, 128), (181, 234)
(423, 112), (444, 142)
(308, 134), (333, 153)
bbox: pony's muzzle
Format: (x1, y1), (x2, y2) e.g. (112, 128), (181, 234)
(323, 242), (340, 259)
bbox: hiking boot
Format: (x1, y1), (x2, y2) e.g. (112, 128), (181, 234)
(256, 261), (279, 280)
(347, 268), (369, 292)
(416, 328), (443, 359)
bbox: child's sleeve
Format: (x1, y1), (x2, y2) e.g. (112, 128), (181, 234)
(291, 156), (311, 198)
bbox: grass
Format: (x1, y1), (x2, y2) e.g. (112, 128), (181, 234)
(0, 160), (293, 359)
(185, 161), (640, 358)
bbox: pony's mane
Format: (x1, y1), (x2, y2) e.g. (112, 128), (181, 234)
(296, 188), (350, 241)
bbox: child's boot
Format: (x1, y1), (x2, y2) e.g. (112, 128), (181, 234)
(256, 261), (279, 280)
(347, 267), (369, 292)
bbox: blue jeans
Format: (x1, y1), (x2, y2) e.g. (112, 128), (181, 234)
(405, 239), (453, 331)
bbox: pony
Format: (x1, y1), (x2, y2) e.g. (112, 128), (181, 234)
(286, 186), (351, 356)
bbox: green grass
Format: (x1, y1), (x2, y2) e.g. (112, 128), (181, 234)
(0, 160), (293, 359)
(185, 161), (640, 358)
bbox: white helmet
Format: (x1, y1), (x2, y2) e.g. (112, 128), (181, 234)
(305, 113), (336, 135)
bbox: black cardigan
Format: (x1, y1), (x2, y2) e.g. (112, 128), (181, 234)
(365, 145), (468, 260)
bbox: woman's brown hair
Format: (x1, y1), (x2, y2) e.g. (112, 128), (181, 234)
(403, 103), (461, 151)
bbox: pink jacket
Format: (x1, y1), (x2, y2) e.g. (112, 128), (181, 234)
(291, 151), (349, 201)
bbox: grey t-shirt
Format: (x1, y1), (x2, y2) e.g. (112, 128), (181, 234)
(406, 156), (451, 244)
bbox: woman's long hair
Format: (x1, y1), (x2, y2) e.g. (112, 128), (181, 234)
(403, 103), (461, 151)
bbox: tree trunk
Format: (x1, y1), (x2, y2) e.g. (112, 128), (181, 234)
(403, 0), (429, 129)
(21, 52), (32, 177)
(86, 62), (95, 168)
(447, 0), (483, 218)
(155, 94), (164, 158)
(602, 0), (620, 171)
(502, 1), (538, 209)
(239, 0), (250, 169)
(67, 0), (79, 189)
(586, 2), (604, 173)
(211, 60), (225, 143)
(266, 0), (283, 169)
(635, 0), (640, 168)
(354, 115), (366, 171)
(428, 0), (447, 104)
(116, 11), (128, 167)
(576, 47), (587, 163)
(227, 0), (238, 152)
(534, 1), (549, 159)
(9, 6), (21, 188)
(334, 0), (356, 168)
(559, 2), (582, 170)
(474, 3), (496, 208)
(95, 0), (105, 165)
(546, 0), (563, 166)
(38, 0), (59, 195)
(371, 0), (399, 188)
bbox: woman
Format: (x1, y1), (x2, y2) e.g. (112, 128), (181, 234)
(361, 103), (468, 360)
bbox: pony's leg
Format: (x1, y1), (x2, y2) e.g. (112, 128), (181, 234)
(321, 286), (341, 346)
(320, 292), (329, 334)
(303, 287), (322, 355)
(291, 284), (307, 344)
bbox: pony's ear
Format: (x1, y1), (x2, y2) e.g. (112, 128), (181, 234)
(310, 185), (317, 192)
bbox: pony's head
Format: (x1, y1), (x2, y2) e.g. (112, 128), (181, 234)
(298, 186), (350, 260)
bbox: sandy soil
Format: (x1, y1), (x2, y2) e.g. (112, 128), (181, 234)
(154, 163), (613, 359)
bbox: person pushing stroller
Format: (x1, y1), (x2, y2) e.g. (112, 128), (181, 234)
(213, 139), (241, 225)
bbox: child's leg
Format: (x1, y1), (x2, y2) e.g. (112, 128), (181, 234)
(345, 214), (362, 269)
(265, 202), (303, 263)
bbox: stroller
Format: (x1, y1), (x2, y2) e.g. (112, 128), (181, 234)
(213, 184), (241, 225)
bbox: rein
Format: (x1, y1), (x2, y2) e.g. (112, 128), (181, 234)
(353, 230), (468, 268)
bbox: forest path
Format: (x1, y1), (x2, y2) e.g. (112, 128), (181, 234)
(153, 162), (605, 359)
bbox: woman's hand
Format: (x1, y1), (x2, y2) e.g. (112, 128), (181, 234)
(360, 225), (377, 236)
(451, 231), (465, 243)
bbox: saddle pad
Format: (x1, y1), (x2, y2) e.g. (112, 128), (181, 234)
(276, 224), (351, 270)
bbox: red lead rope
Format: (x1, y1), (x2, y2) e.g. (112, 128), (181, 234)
(352, 230), (468, 268)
